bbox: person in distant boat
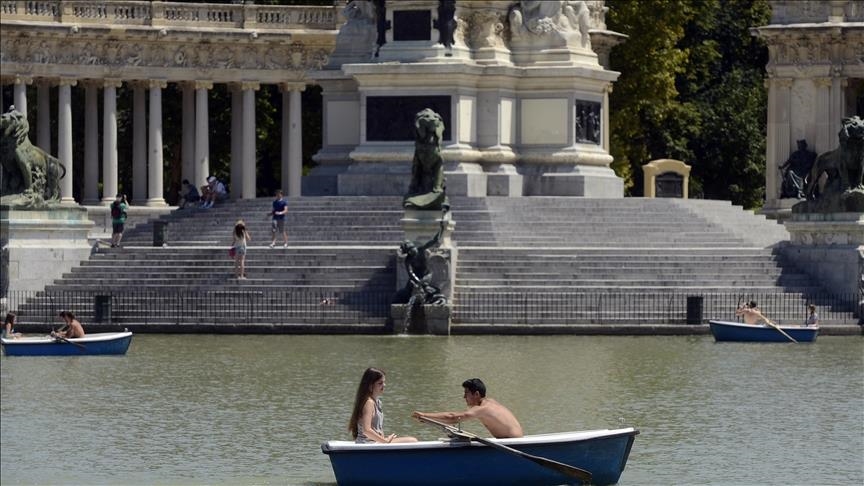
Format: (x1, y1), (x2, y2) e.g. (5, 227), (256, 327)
(413, 378), (524, 439)
(805, 305), (820, 326)
(349, 367), (418, 444)
(52, 311), (85, 339)
(3, 312), (22, 339)
(735, 301), (769, 325)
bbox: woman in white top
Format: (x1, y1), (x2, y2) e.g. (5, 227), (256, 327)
(348, 367), (417, 444)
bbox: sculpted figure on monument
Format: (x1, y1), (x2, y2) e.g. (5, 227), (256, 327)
(794, 116), (864, 213)
(394, 218), (449, 331)
(779, 139), (817, 199)
(509, 0), (591, 48)
(0, 109), (65, 208)
(404, 108), (449, 211)
(436, 0), (458, 51)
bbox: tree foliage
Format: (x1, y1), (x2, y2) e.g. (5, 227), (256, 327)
(606, 0), (770, 208)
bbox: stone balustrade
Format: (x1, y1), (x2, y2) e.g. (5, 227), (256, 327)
(769, 0), (864, 24)
(0, 0), (338, 30)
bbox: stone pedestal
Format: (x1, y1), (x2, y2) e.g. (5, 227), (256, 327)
(390, 304), (451, 335)
(783, 213), (863, 304)
(1, 207), (94, 300)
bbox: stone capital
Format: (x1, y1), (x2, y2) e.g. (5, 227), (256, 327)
(13, 75), (33, 85)
(147, 79), (168, 90)
(57, 77), (78, 87)
(193, 80), (214, 90)
(239, 81), (261, 91)
(773, 77), (794, 89)
(279, 82), (306, 93)
(813, 77), (833, 89)
(103, 78), (123, 89)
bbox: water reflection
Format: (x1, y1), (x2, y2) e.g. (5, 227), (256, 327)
(2, 335), (862, 485)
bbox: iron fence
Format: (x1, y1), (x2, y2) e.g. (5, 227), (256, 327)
(1, 289), (861, 329)
(1, 289), (393, 328)
(452, 291), (862, 326)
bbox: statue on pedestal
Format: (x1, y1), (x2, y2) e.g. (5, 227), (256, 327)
(779, 139), (816, 199)
(1, 108), (65, 208)
(404, 108), (449, 211)
(794, 116), (864, 213)
(393, 218), (449, 332)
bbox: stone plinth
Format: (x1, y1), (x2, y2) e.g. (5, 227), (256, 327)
(390, 304), (451, 335)
(401, 209), (455, 248)
(1, 207), (94, 297)
(783, 212), (863, 298)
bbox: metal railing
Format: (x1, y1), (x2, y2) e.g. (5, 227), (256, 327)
(453, 291), (862, 326)
(2, 289), (393, 328)
(2, 290), (861, 329)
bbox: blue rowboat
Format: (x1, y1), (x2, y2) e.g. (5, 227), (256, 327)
(709, 320), (819, 343)
(322, 427), (638, 486)
(1, 331), (133, 356)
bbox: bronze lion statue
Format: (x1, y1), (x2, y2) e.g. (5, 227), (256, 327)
(796, 116), (864, 213)
(0, 109), (65, 208)
(404, 108), (448, 211)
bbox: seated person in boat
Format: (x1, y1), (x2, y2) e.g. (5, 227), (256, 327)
(348, 367), (417, 444)
(735, 301), (769, 325)
(413, 378), (524, 439)
(805, 305), (820, 327)
(51, 311), (85, 339)
(3, 312), (22, 339)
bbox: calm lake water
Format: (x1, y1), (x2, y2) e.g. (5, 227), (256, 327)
(1, 334), (862, 485)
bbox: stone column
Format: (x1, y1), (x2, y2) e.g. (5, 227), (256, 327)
(36, 79), (52, 154)
(831, 76), (847, 137)
(58, 78), (77, 205)
(194, 80), (213, 187)
(102, 79), (122, 203)
(230, 85), (242, 199)
(282, 83), (306, 197)
(181, 82), (195, 185)
(281, 83), (305, 197)
(147, 80), (168, 206)
(241, 82), (259, 199)
(82, 80), (100, 205)
(131, 81), (148, 204)
(766, 77), (793, 203)
(13, 75), (31, 118)
(813, 77), (833, 154)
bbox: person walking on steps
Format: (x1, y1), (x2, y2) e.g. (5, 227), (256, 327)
(232, 220), (251, 280)
(110, 193), (128, 248)
(269, 190), (289, 248)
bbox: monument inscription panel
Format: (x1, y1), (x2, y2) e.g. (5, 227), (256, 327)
(366, 96), (451, 141)
(655, 172), (684, 198)
(393, 10), (432, 41)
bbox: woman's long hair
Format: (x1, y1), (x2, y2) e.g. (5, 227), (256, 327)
(234, 220), (246, 238)
(348, 367), (385, 439)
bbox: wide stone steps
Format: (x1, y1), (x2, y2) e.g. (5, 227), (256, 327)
(12, 196), (855, 330)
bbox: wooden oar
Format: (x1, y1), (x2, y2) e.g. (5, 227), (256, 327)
(52, 334), (86, 350)
(416, 415), (592, 484)
(762, 317), (798, 343)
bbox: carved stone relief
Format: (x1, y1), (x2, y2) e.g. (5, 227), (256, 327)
(465, 10), (505, 49)
(0, 33), (329, 74)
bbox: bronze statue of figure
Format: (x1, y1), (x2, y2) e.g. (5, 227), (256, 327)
(1, 108), (66, 208)
(779, 139), (817, 199)
(794, 116), (864, 213)
(394, 217), (448, 330)
(436, 0), (457, 52)
(404, 108), (449, 211)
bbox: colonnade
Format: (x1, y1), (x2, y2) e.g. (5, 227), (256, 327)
(2, 75), (306, 207)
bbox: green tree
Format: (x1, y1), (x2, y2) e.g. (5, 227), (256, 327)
(607, 0), (770, 208)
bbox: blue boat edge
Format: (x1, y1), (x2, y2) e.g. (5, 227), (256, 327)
(708, 320), (819, 343)
(1, 331), (134, 356)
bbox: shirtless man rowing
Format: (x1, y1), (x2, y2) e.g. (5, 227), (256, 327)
(412, 378), (523, 439)
(736, 301), (769, 325)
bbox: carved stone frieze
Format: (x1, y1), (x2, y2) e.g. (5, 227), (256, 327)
(508, 0), (592, 50)
(0, 32), (331, 80)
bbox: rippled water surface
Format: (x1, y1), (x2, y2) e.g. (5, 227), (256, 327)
(2, 334), (862, 485)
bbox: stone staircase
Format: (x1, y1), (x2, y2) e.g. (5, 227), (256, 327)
(11, 196), (858, 331)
